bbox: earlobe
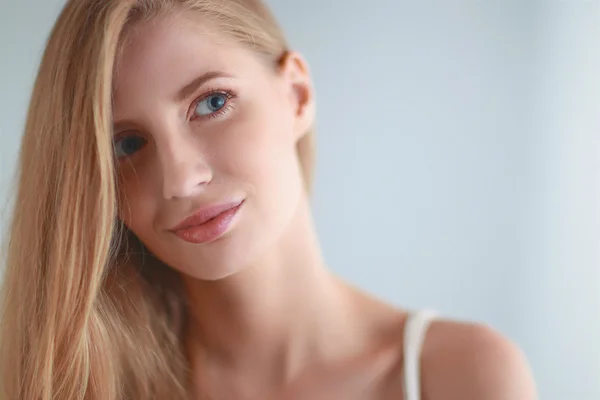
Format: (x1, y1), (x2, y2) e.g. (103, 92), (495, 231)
(278, 51), (316, 140)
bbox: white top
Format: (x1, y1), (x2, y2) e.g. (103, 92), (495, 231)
(402, 310), (437, 400)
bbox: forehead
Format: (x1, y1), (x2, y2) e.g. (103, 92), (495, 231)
(112, 14), (261, 116)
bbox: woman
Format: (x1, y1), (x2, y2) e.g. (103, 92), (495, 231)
(0, 0), (537, 399)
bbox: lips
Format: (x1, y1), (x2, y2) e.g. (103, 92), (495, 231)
(170, 200), (244, 231)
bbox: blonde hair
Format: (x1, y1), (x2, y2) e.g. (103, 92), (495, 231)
(0, 1), (315, 399)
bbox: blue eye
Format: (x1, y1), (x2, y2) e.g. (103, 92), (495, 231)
(114, 135), (147, 158)
(194, 93), (228, 117)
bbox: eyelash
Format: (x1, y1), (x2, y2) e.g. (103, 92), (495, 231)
(189, 88), (237, 121)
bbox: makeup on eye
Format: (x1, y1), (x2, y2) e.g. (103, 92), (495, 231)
(111, 88), (237, 160)
(113, 133), (148, 159)
(189, 89), (236, 121)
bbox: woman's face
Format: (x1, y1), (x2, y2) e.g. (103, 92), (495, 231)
(112, 14), (314, 280)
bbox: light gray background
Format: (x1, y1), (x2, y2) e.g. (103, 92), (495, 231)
(1, 1), (599, 399)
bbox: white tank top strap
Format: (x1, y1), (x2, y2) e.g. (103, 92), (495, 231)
(402, 309), (437, 400)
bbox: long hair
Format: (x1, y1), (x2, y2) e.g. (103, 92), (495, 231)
(0, 1), (315, 399)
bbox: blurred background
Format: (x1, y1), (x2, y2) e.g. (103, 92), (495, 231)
(1, 0), (598, 398)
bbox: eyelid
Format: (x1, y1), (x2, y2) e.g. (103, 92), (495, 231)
(113, 123), (145, 140)
(188, 88), (236, 121)
(113, 131), (129, 141)
(113, 129), (145, 144)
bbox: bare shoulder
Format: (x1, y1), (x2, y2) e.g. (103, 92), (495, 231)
(420, 319), (537, 400)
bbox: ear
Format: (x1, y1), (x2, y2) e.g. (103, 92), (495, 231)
(278, 51), (316, 141)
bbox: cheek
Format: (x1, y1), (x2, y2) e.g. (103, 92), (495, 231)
(116, 169), (157, 237)
(213, 93), (299, 187)
(229, 104), (304, 229)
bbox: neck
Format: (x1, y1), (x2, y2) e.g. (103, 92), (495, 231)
(182, 197), (366, 383)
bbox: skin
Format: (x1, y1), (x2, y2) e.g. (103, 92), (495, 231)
(112, 13), (538, 400)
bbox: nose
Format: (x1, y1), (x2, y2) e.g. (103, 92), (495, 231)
(158, 137), (213, 200)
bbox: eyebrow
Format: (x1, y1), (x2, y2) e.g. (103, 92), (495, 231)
(175, 71), (232, 102)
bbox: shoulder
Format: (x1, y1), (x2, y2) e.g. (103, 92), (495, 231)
(420, 318), (537, 400)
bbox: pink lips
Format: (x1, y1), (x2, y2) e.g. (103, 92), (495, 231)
(170, 200), (244, 244)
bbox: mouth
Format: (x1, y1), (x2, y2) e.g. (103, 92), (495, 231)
(169, 199), (244, 244)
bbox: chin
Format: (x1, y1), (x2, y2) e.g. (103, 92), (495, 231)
(159, 231), (263, 282)
(181, 264), (245, 282)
